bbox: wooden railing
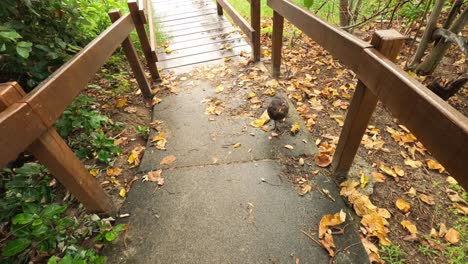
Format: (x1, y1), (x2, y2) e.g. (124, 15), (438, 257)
(268, 0), (468, 188)
(0, 1), (159, 215)
(216, 0), (261, 61)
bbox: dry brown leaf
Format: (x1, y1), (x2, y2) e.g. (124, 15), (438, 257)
(151, 132), (167, 150)
(361, 237), (382, 263)
(439, 223), (448, 237)
(299, 184), (312, 196)
(106, 167), (122, 177)
(419, 194), (435, 205)
(426, 159), (445, 173)
(320, 232), (336, 257)
(160, 155), (177, 165)
(144, 169), (165, 186)
(314, 153), (332, 167)
(318, 210), (346, 238)
(430, 228), (438, 238)
(361, 213), (391, 246)
(404, 158), (423, 168)
(115, 98), (127, 108)
(396, 198), (411, 213)
(392, 166), (405, 177)
(454, 203), (468, 215)
(401, 220), (418, 234)
(128, 146), (145, 166)
(445, 228), (460, 244)
(405, 187), (417, 197)
(372, 172), (386, 183)
(379, 164), (397, 177)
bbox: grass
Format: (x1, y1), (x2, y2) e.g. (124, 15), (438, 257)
(380, 244), (406, 264)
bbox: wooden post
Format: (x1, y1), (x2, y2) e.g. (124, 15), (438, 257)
(216, 1), (223, 15)
(251, 0), (261, 62)
(332, 30), (406, 182)
(128, 0), (161, 82)
(271, 11), (284, 77)
(109, 10), (153, 99)
(0, 82), (115, 215)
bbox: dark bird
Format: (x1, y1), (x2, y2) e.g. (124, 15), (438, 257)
(267, 96), (289, 130)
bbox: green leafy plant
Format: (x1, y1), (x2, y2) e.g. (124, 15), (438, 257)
(0, 0), (126, 90)
(380, 244), (406, 264)
(136, 125), (149, 139)
(55, 95), (120, 164)
(94, 222), (127, 243)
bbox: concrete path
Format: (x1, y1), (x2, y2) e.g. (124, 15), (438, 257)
(104, 79), (369, 263)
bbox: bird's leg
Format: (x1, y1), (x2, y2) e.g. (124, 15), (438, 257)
(274, 120), (279, 131)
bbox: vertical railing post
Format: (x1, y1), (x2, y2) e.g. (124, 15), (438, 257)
(109, 10), (153, 99)
(271, 10), (284, 77)
(0, 82), (115, 215)
(128, 0), (161, 82)
(251, 0), (261, 62)
(216, 1), (223, 15)
(332, 30), (405, 182)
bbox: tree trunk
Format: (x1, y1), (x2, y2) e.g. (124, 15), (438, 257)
(407, 0), (444, 70)
(352, 0), (363, 23)
(416, 6), (468, 74)
(339, 0), (351, 27)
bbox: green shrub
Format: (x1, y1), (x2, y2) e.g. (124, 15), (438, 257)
(0, 0), (126, 90)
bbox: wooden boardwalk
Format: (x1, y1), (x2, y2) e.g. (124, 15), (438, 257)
(151, 0), (251, 72)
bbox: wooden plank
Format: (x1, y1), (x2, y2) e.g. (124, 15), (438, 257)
(138, 0), (147, 24)
(28, 127), (116, 214)
(1, 84), (115, 215)
(271, 10), (284, 77)
(267, 0), (372, 72)
(167, 21), (233, 38)
(109, 10), (153, 99)
(169, 26), (237, 43)
(161, 19), (230, 33)
(0, 102), (47, 168)
(217, 0), (254, 40)
(162, 34), (243, 51)
(158, 38), (248, 61)
(333, 30), (405, 182)
(155, 6), (217, 19)
(0, 82), (26, 109)
(158, 14), (226, 28)
(251, 0), (261, 61)
(357, 48), (468, 186)
(18, 13), (135, 128)
(158, 44), (250, 69)
(128, 1), (161, 82)
(158, 9), (218, 23)
(146, 0), (159, 62)
(154, 1), (212, 11)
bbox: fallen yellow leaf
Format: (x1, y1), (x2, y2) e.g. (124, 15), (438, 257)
(128, 146), (145, 166)
(318, 210), (346, 238)
(379, 164), (397, 177)
(419, 194), (435, 205)
(396, 198), (411, 213)
(115, 98), (127, 108)
(215, 85), (224, 93)
(445, 228), (460, 244)
(290, 122), (300, 134)
(360, 172), (369, 189)
(404, 158), (423, 168)
(426, 159), (445, 173)
(119, 188), (126, 198)
(250, 110), (270, 128)
(233, 143), (241, 148)
(401, 220), (418, 234)
(372, 172), (386, 183)
(89, 169), (99, 177)
(106, 167), (122, 177)
(165, 48), (172, 54)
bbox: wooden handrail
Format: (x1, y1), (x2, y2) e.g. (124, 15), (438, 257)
(268, 0), (468, 188)
(216, 0), (261, 61)
(147, 0), (159, 62)
(0, 7), (157, 214)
